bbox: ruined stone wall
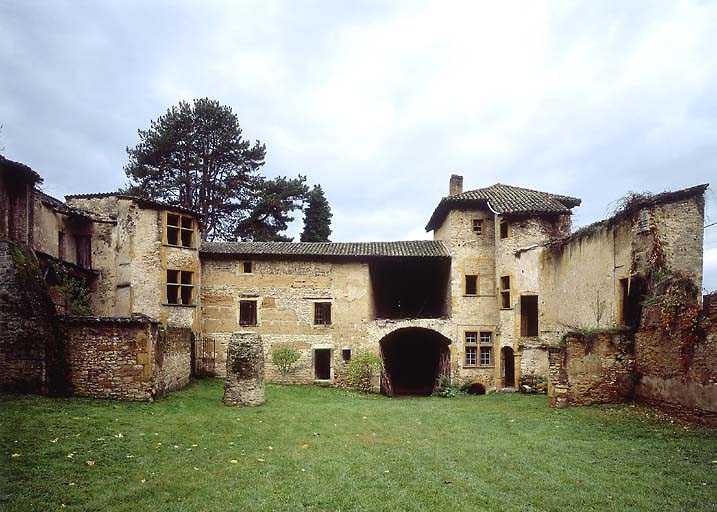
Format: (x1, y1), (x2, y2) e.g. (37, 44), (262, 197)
(154, 326), (192, 396)
(201, 257), (374, 382)
(1, 182), (34, 245)
(547, 333), (635, 408)
(61, 317), (157, 400)
(634, 308), (717, 425)
(540, 195), (705, 344)
(0, 240), (59, 393)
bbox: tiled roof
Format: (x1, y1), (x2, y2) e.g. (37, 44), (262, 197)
(426, 183), (581, 231)
(0, 155), (42, 184)
(35, 189), (94, 219)
(201, 240), (450, 259)
(65, 192), (201, 217)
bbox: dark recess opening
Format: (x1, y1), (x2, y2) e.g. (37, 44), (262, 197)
(520, 295), (538, 337)
(619, 277), (644, 328)
(502, 346), (515, 387)
(314, 349), (331, 380)
(466, 382), (486, 395)
(380, 328), (450, 396)
(370, 258), (450, 319)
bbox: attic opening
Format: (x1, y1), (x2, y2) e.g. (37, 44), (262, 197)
(370, 258), (450, 319)
(379, 328), (451, 396)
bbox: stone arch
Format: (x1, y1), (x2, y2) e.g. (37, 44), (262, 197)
(378, 327), (452, 396)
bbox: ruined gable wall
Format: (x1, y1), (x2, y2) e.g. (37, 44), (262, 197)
(201, 257), (373, 382)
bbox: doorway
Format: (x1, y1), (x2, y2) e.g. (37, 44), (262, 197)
(502, 347), (515, 388)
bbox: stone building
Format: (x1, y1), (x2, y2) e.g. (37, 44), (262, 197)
(0, 155), (711, 409)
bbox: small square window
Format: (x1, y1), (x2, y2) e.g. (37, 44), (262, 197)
(499, 220), (509, 239)
(341, 348), (352, 362)
(242, 261), (253, 274)
(465, 331), (478, 344)
(480, 332), (492, 344)
(239, 300), (257, 326)
(465, 275), (478, 295)
(167, 269), (193, 305)
(472, 219), (483, 234)
(314, 302), (332, 325)
(166, 212), (195, 248)
(465, 346), (477, 367)
(480, 347), (492, 366)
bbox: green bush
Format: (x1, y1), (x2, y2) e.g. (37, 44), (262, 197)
(271, 347), (300, 377)
(347, 351), (382, 392)
(434, 375), (463, 398)
(58, 273), (91, 316)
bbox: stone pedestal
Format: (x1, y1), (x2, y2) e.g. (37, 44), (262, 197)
(223, 332), (265, 407)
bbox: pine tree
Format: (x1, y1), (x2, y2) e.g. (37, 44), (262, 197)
(300, 185), (332, 242)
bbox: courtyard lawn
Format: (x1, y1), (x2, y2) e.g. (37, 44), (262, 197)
(1, 380), (716, 512)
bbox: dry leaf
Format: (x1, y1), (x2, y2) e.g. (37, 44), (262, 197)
(86, 460), (95, 466)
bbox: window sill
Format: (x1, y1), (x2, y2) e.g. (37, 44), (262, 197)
(463, 294), (478, 297)
(500, 307), (513, 311)
(163, 243), (198, 251)
(163, 303), (197, 308)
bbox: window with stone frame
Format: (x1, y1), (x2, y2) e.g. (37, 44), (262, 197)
(500, 275), (511, 309)
(167, 269), (193, 305)
(166, 212), (195, 248)
(472, 219), (483, 234)
(499, 220), (510, 239)
(465, 275), (478, 295)
(314, 302), (332, 325)
(480, 346), (492, 366)
(464, 331), (478, 367)
(239, 299), (258, 326)
(242, 261), (253, 273)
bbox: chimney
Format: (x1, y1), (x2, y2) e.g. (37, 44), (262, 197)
(449, 174), (463, 195)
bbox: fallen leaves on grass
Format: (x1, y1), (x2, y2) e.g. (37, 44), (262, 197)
(86, 460), (95, 466)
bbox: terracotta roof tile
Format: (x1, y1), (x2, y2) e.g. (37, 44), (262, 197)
(201, 240), (450, 259)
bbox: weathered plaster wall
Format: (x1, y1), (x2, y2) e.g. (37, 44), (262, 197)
(201, 257), (374, 382)
(154, 326), (192, 396)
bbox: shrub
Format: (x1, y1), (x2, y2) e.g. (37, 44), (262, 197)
(433, 375), (463, 398)
(271, 347), (300, 378)
(347, 351), (382, 392)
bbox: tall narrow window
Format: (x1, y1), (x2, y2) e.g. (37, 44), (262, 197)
(58, 231), (66, 260)
(75, 235), (91, 268)
(465, 331), (477, 367)
(480, 346), (492, 366)
(500, 276), (511, 309)
(499, 220), (509, 239)
(520, 296), (538, 337)
(166, 213), (194, 248)
(465, 275), (478, 295)
(167, 270), (194, 305)
(314, 302), (332, 325)
(239, 300), (258, 326)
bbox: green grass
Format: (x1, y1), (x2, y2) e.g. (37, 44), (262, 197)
(2, 380), (716, 512)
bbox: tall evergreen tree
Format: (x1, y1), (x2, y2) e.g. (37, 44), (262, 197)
(300, 184), (332, 242)
(124, 98), (306, 242)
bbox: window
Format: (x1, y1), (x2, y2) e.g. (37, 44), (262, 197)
(500, 276), (511, 309)
(341, 348), (352, 363)
(242, 261), (253, 274)
(499, 220), (509, 239)
(465, 275), (478, 295)
(166, 213), (194, 248)
(638, 210), (650, 233)
(465, 346), (477, 367)
(465, 331), (478, 344)
(472, 219), (483, 234)
(480, 332), (492, 344)
(167, 269), (193, 305)
(520, 296), (538, 337)
(314, 302), (332, 325)
(75, 235), (91, 268)
(239, 300), (257, 326)
(480, 346), (492, 366)
(58, 231), (66, 260)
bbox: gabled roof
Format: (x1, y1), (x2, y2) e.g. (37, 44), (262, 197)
(425, 183), (581, 231)
(65, 192), (201, 217)
(35, 189), (94, 220)
(0, 155), (42, 184)
(201, 240), (450, 259)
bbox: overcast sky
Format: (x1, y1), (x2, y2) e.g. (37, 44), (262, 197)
(1, 0), (715, 290)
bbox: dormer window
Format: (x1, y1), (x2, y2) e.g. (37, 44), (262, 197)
(166, 213), (194, 248)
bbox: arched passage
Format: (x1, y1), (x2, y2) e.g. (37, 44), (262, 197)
(379, 328), (451, 396)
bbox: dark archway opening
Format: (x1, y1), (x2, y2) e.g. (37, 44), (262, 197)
(465, 382), (486, 395)
(502, 347), (515, 388)
(380, 328), (450, 396)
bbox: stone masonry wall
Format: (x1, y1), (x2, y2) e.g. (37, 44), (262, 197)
(154, 326), (192, 396)
(0, 240), (61, 394)
(547, 333), (635, 407)
(634, 308), (717, 426)
(62, 317), (158, 400)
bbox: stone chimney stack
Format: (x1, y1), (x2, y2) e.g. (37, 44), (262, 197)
(449, 174), (463, 196)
